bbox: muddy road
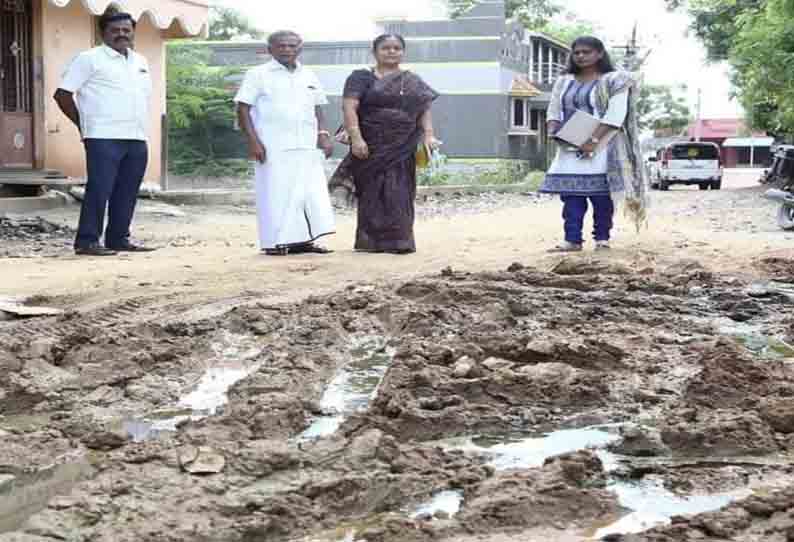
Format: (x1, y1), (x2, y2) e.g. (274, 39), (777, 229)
(2, 169), (794, 541)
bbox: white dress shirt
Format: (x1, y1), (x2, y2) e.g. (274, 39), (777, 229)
(234, 60), (328, 152)
(59, 45), (152, 141)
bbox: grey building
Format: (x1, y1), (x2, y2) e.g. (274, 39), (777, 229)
(208, 0), (570, 167)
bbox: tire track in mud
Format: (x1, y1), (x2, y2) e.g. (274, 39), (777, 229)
(0, 291), (271, 344)
(0, 297), (160, 342)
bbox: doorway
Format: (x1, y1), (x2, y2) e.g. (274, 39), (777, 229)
(0, 0), (34, 168)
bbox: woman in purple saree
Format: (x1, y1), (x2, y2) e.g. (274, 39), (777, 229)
(330, 34), (439, 254)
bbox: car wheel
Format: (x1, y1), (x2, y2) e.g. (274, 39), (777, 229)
(659, 180), (670, 191)
(711, 180), (722, 190)
(699, 182), (709, 190)
(778, 204), (794, 231)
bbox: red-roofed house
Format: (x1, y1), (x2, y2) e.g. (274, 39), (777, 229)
(687, 119), (772, 168)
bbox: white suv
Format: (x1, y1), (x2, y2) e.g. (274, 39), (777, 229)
(650, 142), (723, 191)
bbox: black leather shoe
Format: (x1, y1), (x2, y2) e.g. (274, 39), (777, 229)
(75, 244), (117, 256)
(107, 243), (156, 252)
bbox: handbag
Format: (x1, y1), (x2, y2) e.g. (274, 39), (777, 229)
(415, 142), (431, 169)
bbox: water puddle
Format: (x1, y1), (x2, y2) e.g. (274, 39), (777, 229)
(439, 427), (752, 538)
(441, 427), (621, 471)
(299, 337), (393, 440)
(123, 332), (262, 442)
(410, 490), (464, 520)
(0, 460), (94, 533)
(593, 480), (752, 539)
(718, 320), (794, 359)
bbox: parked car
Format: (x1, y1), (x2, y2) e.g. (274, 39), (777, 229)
(650, 142), (723, 190)
(645, 154), (660, 184)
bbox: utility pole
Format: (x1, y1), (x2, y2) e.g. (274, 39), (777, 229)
(694, 87), (702, 142)
(613, 23), (652, 72)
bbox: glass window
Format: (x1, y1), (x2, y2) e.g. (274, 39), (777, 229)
(531, 109), (545, 131)
(512, 98), (526, 127)
(671, 145), (720, 160)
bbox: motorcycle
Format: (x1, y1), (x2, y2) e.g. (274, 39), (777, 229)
(763, 145), (794, 230)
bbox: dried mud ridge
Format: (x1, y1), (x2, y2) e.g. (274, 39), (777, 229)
(2, 257), (794, 541)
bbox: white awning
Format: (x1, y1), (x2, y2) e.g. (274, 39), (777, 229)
(48, 0), (209, 38)
(722, 137), (774, 147)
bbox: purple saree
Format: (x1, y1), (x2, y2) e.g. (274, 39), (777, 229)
(330, 69), (438, 253)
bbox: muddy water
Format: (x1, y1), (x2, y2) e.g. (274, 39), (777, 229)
(593, 481), (752, 538)
(299, 337), (393, 440)
(442, 427), (756, 538)
(0, 460), (94, 533)
(441, 427), (621, 470)
(410, 490), (464, 519)
(718, 320), (794, 358)
(124, 332), (262, 441)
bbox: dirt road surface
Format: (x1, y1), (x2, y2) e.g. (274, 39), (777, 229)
(2, 168), (794, 542)
(1, 169), (791, 312)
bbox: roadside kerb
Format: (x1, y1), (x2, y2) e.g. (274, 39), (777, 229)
(150, 182), (538, 207)
(0, 192), (73, 215)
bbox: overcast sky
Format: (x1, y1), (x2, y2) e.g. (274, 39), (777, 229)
(216, 0), (742, 119)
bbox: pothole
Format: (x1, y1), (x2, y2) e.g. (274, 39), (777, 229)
(440, 426), (622, 471)
(123, 331), (263, 441)
(593, 480), (752, 539)
(439, 426), (763, 539)
(718, 320), (794, 359)
(299, 337), (393, 441)
(410, 490), (464, 520)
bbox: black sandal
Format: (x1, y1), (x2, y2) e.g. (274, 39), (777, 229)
(263, 247), (289, 256)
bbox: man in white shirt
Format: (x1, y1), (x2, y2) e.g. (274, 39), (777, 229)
(235, 31), (336, 255)
(54, 10), (155, 256)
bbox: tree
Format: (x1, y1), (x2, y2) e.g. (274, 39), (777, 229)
(729, 0), (794, 135)
(664, 0), (764, 61)
(448, 0), (562, 28)
(667, 0), (794, 136)
(538, 15), (599, 46)
(636, 84), (692, 135)
(209, 6), (265, 41)
(166, 43), (246, 176)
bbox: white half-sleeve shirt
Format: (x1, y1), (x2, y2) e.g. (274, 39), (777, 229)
(59, 45), (152, 141)
(234, 59), (328, 152)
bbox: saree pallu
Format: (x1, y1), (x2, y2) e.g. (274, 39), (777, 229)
(330, 69), (438, 253)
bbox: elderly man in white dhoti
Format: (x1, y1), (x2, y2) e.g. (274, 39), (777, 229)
(235, 30), (336, 255)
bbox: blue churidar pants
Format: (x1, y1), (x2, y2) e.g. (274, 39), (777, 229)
(560, 194), (614, 244)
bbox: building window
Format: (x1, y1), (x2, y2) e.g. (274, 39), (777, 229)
(512, 100), (544, 135)
(513, 98), (526, 128)
(530, 109), (543, 131)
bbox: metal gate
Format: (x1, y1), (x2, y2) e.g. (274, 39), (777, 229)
(0, 0), (34, 168)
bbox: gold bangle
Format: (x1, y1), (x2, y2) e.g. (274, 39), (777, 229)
(317, 130), (331, 137)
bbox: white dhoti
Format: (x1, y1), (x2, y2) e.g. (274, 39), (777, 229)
(254, 148), (335, 250)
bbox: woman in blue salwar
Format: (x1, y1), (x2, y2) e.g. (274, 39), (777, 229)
(540, 36), (649, 252)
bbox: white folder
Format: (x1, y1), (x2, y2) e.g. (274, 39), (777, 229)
(554, 110), (615, 153)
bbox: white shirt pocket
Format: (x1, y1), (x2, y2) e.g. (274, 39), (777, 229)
(137, 67), (152, 99)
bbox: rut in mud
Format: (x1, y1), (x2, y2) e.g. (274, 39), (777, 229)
(2, 256), (794, 541)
